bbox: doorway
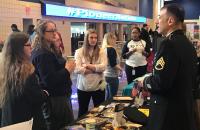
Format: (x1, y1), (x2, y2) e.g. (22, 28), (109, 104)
(23, 18), (33, 33)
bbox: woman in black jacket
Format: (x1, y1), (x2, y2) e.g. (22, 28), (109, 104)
(31, 20), (75, 130)
(0, 32), (48, 128)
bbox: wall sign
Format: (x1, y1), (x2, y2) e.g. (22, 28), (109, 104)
(42, 3), (146, 23)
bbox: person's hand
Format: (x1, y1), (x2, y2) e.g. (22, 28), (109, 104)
(142, 51), (148, 57)
(43, 89), (49, 96)
(65, 60), (76, 73)
(134, 76), (145, 83)
(118, 69), (123, 76)
(137, 81), (144, 88)
(116, 66), (122, 75)
(129, 48), (137, 53)
(85, 64), (92, 69)
(142, 89), (150, 97)
(82, 63), (87, 68)
(84, 69), (93, 75)
(132, 87), (139, 97)
(85, 64), (96, 71)
(82, 64), (95, 74)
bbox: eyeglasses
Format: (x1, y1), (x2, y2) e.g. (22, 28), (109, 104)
(132, 31), (139, 34)
(24, 44), (31, 47)
(89, 36), (97, 39)
(45, 29), (57, 33)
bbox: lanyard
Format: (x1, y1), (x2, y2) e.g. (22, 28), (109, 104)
(89, 50), (94, 64)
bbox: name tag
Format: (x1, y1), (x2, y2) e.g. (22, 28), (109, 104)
(132, 69), (135, 75)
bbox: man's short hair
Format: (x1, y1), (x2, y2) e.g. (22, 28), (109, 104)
(162, 4), (185, 23)
(143, 24), (148, 28)
(11, 24), (17, 28)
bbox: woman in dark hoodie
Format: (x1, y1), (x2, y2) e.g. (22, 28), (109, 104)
(31, 20), (75, 130)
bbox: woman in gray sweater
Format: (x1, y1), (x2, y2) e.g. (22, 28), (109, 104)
(102, 32), (122, 99)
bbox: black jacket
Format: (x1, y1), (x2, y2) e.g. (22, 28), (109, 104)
(1, 73), (47, 127)
(143, 30), (198, 130)
(140, 28), (152, 49)
(31, 49), (72, 97)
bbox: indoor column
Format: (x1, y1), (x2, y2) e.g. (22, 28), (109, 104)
(97, 23), (104, 43)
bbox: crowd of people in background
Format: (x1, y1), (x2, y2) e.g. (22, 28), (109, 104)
(0, 3), (199, 130)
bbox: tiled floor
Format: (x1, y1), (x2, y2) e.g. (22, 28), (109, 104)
(71, 71), (128, 119)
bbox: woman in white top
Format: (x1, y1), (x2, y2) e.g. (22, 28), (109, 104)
(75, 29), (107, 117)
(122, 27), (150, 84)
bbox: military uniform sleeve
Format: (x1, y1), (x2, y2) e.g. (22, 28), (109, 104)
(143, 40), (179, 94)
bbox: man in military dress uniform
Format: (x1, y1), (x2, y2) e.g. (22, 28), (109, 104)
(137, 4), (198, 130)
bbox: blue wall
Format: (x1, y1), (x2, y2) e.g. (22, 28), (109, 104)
(165, 0), (200, 19)
(139, 0), (153, 19)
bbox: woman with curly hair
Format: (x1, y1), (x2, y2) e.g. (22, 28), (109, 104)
(31, 20), (75, 130)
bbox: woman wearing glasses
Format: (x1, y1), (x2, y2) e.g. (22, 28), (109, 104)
(0, 32), (48, 128)
(31, 20), (75, 130)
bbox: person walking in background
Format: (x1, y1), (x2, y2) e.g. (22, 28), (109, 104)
(0, 32), (48, 128)
(0, 38), (3, 52)
(122, 27), (150, 84)
(75, 29), (107, 117)
(27, 24), (36, 44)
(136, 4), (198, 130)
(27, 24), (35, 36)
(11, 24), (20, 32)
(54, 32), (65, 55)
(140, 24), (152, 49)
(53, 32), (63, 56)
(151, 24), (164, 53)
(31, 20), (75, 130)
(102, 32), (122, 99)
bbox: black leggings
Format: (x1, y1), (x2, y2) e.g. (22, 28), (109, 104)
(125, 64), (147, 84)
(77, 89), (105, 117)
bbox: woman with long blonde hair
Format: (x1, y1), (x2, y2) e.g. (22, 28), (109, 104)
(75, 29), (107, 117)
(0, 32), (48, 128)
(102, 32), (122, 99)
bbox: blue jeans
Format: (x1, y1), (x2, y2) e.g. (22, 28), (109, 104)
(105, 76), (119, 99)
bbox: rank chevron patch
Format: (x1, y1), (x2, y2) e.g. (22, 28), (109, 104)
(155, 57), (165, 70)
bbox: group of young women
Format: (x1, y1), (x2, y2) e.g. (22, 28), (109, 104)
(0, 20), (149, 130)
